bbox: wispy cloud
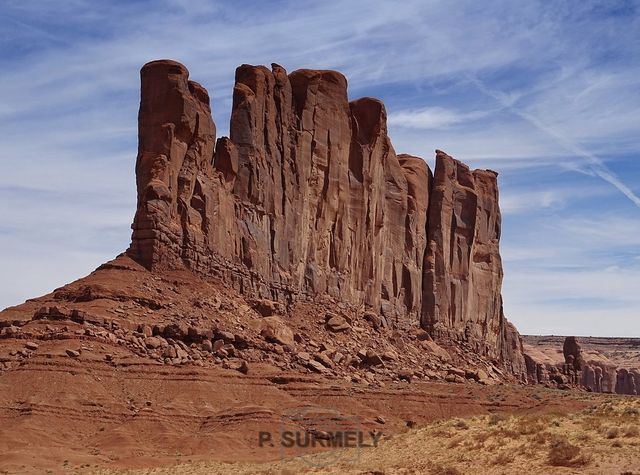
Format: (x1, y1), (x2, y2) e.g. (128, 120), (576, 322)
(515, 107), (640, 208)
(388, 107), (490, 130)
(500, 189), (566, 215)
(0, 0), (638, 336)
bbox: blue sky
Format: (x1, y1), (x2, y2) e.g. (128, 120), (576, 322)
(1, 0), (639, 336)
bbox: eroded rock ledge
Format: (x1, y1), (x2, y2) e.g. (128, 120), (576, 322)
(128, 59), (525, 376)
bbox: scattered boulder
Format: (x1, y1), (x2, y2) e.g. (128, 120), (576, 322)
(314, 352), (334, 369)
(213, 339), (225, 352)
(3, 326), (20, 336)
(201, 340), (213, 352)
(424, 370), (439, 380)
(163, 346), (177, 359)
(228, 359), (249, 374)
(365, 350), (384, 366)
(326, 315), (351, 332)
(256, 316), (294, 346)
(362, 311), (382, 330)
(421, 340), (451, 362)
(222, 343), (235, 357)
(237, 360), (249, 374)
(381, 351), (397, 362)
(296, 351), (311, 363)
(447, 368), (466, 378)
(398, 369), (414, 382)
(251, 299), (281, 317)
(476, 369), (493, 385)
(307, 360), (328, 373)
(212, 330), (233, 343)
(163, 323), (189, 340)
(445, 373), (465, 383)
(144, 336), (165, 349)
(188, 326), (212, 342)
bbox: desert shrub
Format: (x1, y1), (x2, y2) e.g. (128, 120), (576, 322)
(623, 407), (640, 416)
(531, 431), (551, 445)
(491, 452), (514, 465)
(431, 427), (452, 438)
(446, 436), (463, 449)
(547, 436), (590, 467)
(581, 416), (603, 432)
(495, 427), (521, 439)
(623, 425), (640, 437)
(429, 463), (461, 475)
(453, 419), (469, 430)
(612, 440), (623, 448)
(604, 426), (620, 439)
(575, 432), (591, 442)
(473, 430), (492, 444)
(515, 417), (545, 435)
(487, 414), (507, 426)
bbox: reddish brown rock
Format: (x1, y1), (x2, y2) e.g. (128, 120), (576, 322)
(421, 150), (525, 376)
(129, 60), (223, 270)
(563, 336), (585, 371)
(257, 316), (295, 347)
(126, 60), (525, 375)
(616, 368), (639, 395)
(582, 365), (596, 391)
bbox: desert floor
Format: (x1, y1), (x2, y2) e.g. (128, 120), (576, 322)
(93, 393), (640, 475)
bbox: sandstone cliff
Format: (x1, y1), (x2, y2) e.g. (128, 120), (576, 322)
(128, 59), (525, 376)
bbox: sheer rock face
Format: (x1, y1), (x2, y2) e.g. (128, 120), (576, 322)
(422, 150), (521, 368)
(128, 59), (524, 374)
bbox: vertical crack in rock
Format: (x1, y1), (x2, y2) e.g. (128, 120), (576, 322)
(128, 60), (526, 376)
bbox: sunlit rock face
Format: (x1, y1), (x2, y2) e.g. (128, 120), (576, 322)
(128, 59), (525, 375)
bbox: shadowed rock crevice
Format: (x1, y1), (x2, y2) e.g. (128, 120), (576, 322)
(128, 59), (526, 376)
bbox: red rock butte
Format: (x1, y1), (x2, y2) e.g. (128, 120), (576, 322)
(127, 59), (525, 376)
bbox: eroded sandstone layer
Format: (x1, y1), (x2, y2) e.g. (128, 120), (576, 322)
(128, 59), (524, 375)
(524, 335), (640, 395)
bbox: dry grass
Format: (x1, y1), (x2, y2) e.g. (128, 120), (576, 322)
(547, 435), (590, 467)
(94, 394), (640, 475)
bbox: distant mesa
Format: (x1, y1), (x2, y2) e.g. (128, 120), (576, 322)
(524, 335), (640, 395)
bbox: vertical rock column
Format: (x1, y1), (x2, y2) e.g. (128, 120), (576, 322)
(129, 60), (219, 270)
(422, 150), (509, 357)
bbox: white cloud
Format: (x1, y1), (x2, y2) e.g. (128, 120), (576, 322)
(388, 107), (489, 129)
(500, 190), (565, 214)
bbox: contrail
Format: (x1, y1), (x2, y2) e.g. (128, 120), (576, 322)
(467, 75), (640, 209)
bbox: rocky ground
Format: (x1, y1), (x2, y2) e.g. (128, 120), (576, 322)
(0, 255), (609, 474)
(0, 255), (512, 389)
(92, 394), (640, 475)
